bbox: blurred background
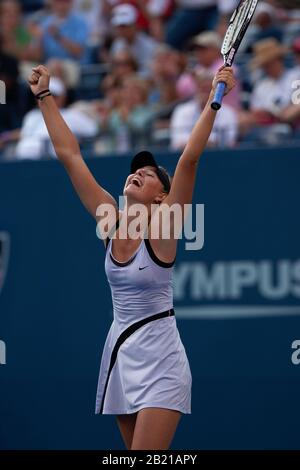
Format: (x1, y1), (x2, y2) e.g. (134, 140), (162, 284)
(0, 0), (300, 450)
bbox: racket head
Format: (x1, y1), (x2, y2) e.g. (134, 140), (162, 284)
(211, 0), (259, 111)
(221, 0), (259, 64)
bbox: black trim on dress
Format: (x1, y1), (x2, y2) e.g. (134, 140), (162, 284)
(105, 219), (120, 249)
(99, 308), (175, 414)
(109, 252), (138, 267)
(144, 238), (175, 268)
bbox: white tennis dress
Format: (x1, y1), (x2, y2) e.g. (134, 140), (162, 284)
(95, 234), (192, 415)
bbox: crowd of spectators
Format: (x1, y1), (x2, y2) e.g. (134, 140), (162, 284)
(0, 0), (299, 160)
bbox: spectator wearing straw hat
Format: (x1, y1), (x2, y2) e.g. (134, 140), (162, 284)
(239, 38), (298, 141)
(249, 38), (292, 121)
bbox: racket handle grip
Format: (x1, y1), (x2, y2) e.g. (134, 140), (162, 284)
(211, 82), (226, 111)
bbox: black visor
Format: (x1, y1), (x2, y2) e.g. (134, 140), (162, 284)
(130, 151), (171, 193)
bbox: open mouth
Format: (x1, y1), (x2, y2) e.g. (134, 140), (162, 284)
(131, 177), (143, 188)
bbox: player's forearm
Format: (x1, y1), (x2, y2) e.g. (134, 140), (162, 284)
(181, 91), (217, 165)
(38, 96), (80, 163)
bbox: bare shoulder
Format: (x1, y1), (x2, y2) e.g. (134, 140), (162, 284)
(147, 206), (178, 264)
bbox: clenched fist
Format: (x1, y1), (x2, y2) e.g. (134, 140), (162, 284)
(28, 65), (50, 96)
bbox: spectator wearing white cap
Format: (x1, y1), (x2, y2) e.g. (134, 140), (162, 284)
(110, 3), (158, 77)
(103, 0), (173, 36)
(15, 76), (98, 159)
(166, 0), (238, 50)
(170, 69), (238, 150)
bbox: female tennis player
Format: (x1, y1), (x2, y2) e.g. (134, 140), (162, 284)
(28, 64), (235, 450)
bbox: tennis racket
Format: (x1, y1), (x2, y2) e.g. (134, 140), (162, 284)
(211, 0), (259, 111)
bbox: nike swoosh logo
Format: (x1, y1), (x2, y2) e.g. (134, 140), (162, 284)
(139, 266), (149, 271)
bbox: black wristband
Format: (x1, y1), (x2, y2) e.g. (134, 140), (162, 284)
(35, 89), (50, 99)
(38, 92), (52, 101)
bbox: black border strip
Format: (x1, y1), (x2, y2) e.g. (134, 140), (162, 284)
(99, 308), (175, 414)
(144, 238), (175, 268)
(109, 253), (137, 267)
(1, 451), (300, 465)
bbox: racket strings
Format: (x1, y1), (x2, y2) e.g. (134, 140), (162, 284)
(222, 0), (258, 55)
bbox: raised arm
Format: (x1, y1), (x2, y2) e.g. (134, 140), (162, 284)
(27, 66), (118, 224)
(149, 68), (235, 261)
(164, 67), (235, 209)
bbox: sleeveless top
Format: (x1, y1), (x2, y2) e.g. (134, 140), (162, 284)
(95, 223), (192, 415)
(104, 222), (175, 326)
